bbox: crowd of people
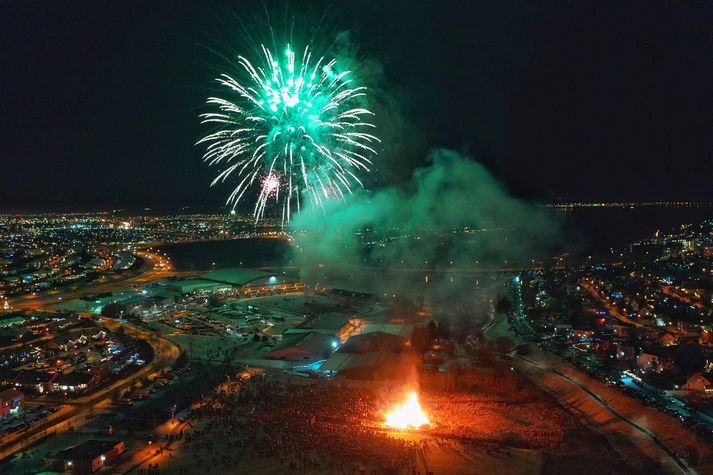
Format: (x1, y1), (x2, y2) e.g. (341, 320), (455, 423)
(157, 372), (460, 474)
(139, 369), (617, 474)
(427, 392), (572, 448)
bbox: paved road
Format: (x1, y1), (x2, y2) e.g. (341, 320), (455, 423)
(482, 289), (705, 474)
(513, 347), (695, 474)
(7, 250), (186, 311)
(0, 252), (182, 461)
(661, 286), (706, 310)
(581, 281), (643, 327)
(0, 318), (180, 460)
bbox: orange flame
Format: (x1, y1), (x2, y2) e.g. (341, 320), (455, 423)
(384, 391), (430, 429)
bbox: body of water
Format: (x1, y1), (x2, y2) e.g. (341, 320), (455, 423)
(559, 206), (713, 256)
(155, 207), (713, 272)
(156, 238), (293, 272)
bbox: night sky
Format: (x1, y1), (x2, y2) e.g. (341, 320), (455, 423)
(2, 1), (712, 211)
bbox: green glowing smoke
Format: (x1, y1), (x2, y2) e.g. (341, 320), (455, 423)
(291, 149), (561, 304)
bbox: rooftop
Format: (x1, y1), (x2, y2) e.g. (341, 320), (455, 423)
(201, 268), (275, 285)
(339, 331), (407, 354)
(58, 439), (123, 459)
(263, 332), (338, 361)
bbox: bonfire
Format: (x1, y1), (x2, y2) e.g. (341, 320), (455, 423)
(384, 391), (430, 429)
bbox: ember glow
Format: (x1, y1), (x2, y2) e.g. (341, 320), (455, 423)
(384, 391), (430, 429)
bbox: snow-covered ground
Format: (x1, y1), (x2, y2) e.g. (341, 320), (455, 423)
(513, 346), (710, 474)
